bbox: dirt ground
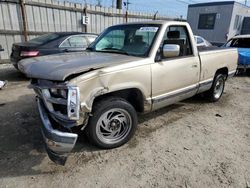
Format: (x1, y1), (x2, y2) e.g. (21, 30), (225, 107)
(0, 64), (249, 188)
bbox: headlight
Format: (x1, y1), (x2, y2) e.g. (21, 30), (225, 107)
(59, 89), (67, 99)
(50, 88), (58, 96)
(50, 88), (67, 99)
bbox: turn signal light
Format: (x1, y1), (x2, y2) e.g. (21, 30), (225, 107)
(20, 51), (39, 57)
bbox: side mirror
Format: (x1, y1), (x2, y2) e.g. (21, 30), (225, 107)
(163, 44), (180, 58)
(0, 45), (4, 52)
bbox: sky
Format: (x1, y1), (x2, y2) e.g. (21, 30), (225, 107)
(63, 0), (250, 18)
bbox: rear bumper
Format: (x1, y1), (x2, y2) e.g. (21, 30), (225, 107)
(238, 64), (250, 69)
(37, 98), (78, 165)
(228, 70), (236, 78)
(10, 56), (21, 69)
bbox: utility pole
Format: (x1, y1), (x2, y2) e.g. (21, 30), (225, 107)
(116, 0), (122, 9)
(20, 0), (28, 42)
(245, 0), (247, 5)
(96, 0), (102, 7)
(153, 11), (158, 20)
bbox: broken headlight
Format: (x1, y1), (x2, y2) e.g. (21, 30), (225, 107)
(50, 88), (67, 99)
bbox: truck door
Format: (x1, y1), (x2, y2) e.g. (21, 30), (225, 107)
(151, 25), (200, 110)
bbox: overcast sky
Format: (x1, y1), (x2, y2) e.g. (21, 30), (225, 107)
(64, 0), (250, 18)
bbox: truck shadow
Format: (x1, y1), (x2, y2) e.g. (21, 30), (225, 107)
(0, 92), (207, 178)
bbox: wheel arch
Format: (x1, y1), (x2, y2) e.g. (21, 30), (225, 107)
(92, 88), (150, 113)
(215, 67), (229, 79)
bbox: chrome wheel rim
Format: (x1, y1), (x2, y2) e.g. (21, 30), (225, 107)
(213, 77), (224, 99)
(96, 108), (132, 144)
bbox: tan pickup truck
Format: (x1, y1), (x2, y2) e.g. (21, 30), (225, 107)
(19, 21), (237, 164)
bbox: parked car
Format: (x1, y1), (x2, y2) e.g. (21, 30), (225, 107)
(225, 35), (250, 73)
(10, 32), (98, 70)
(194, 35), (212, 47)
(19, 21), (237, 165)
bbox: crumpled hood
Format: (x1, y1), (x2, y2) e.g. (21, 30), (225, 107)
(238, 48), (250, 66)
(19, 51), (142, 81)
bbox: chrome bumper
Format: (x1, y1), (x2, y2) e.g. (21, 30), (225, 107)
(228, 70), (236, 78)
(37, 98), (78, 165)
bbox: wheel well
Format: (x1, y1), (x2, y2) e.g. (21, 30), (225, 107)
(215, 67), (228, 78)
(93, 88), (145, 113)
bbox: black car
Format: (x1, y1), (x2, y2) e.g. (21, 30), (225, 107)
(10, 32), (98, 69)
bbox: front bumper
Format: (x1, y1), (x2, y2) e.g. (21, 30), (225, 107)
(37, 98), (78, 165)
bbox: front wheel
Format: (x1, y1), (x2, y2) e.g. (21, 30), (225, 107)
(85, 97), (138, 149)
(205, 74), (226, 102)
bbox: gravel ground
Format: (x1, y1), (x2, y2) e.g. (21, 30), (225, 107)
(0, 64), (249, 188)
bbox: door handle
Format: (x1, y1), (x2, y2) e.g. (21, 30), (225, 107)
(192, 64), (198, 68)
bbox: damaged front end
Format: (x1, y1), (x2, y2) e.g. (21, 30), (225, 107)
(30, 79), (84, 165)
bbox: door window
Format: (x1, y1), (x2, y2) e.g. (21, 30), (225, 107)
(160, 25), (193, 58)
(60, 36), (88, 48)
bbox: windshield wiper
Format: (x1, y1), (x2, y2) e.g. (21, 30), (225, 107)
(98, 48), (130, 55)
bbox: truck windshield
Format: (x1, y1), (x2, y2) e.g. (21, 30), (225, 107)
(88, 24), (161, 56)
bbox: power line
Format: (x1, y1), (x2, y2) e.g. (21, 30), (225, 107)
(175, 0), (190, 5)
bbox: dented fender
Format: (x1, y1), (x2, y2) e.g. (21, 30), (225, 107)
(68, 61), (153, 114)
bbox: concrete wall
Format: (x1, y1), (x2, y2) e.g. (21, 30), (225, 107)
(0, 0), (174, 61)
(187, 4), (234, 45)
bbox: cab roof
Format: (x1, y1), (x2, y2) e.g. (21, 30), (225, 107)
(113, 20), (187, 27)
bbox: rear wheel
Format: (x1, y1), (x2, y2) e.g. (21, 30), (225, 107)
(13, 63), (19, 70)
(205, 74), (226, 102)
(246, 69), (250, 76)
(86, 97), (138, 149)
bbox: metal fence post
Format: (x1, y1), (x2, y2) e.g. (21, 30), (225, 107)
(125, 11), (128, 23)
(83, 6), (88, 32)
(153, 11), (158, 20)
(20, 0), (28, 41)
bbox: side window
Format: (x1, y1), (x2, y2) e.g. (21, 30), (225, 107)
(198, 13), (216, 30)
(87, 36), (97, 43)
(197, 37), (204, 44)
(161, 25), (193, 58)
(60, 36), (88, 48)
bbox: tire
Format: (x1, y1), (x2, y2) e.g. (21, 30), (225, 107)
(246, 69), (250, 76)
(85, 97), (138, 149)
(13, 63), (19, 70)
(204, 74), (226, 102)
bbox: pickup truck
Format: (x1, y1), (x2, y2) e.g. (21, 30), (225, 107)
(19, 21), (238, 165)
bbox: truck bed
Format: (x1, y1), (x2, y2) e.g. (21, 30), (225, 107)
(198, 48), (237, 82)
(197, 46), (220, 52)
